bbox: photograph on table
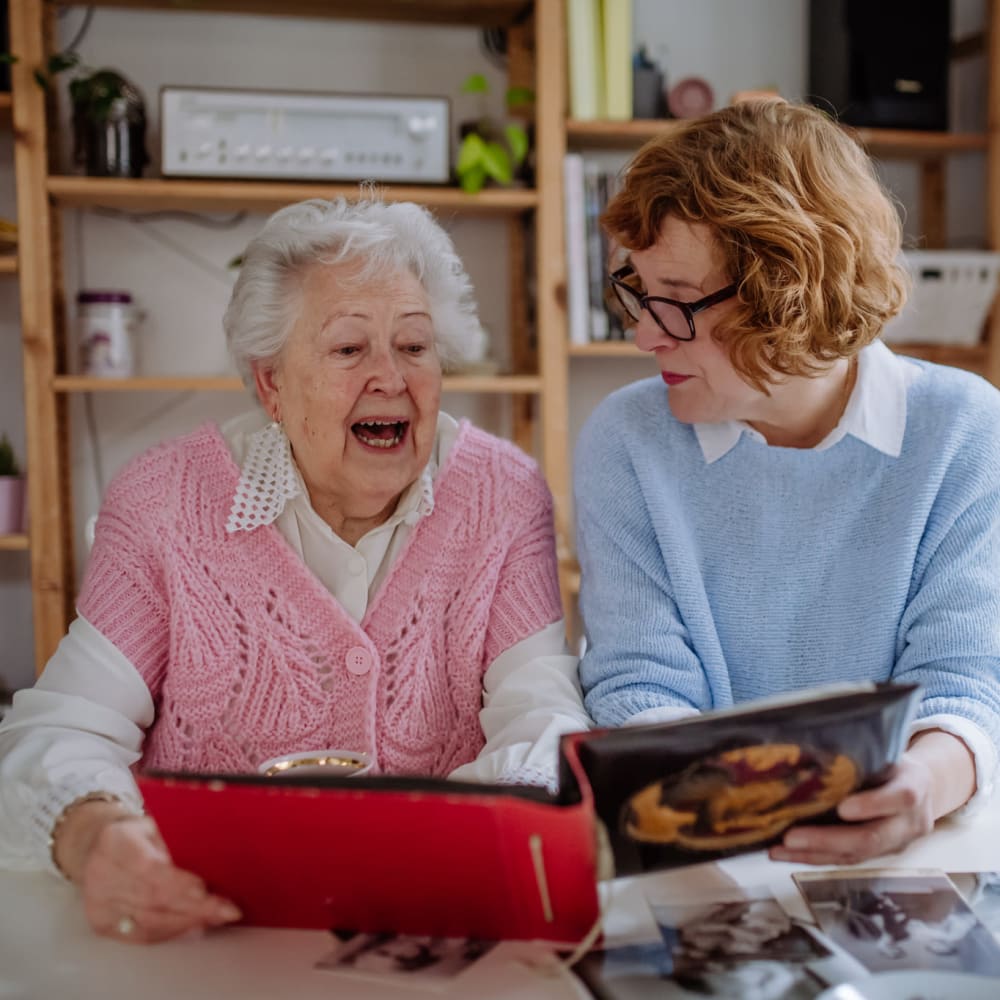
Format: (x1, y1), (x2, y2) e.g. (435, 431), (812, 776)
(316, 929), (497, 991)
(573, 885), (862, 999)
(794, 869), (1000, 976)
(648, 886), (865, 999)
(948, 872), (1000, 936)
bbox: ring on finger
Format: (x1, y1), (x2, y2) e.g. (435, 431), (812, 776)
(116, 914), (137, 937)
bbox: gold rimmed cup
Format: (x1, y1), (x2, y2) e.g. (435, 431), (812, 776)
(257, 749), (371, 779)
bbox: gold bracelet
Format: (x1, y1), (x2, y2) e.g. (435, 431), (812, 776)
(48, 791), (126, 878)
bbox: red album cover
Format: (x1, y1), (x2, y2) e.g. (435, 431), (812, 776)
(137, 772), (601, 944)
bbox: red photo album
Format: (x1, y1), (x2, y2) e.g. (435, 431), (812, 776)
(138, 681), (920, 943)
(137, 772), (601, 944)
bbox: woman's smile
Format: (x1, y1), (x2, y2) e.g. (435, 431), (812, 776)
(351, 418), (410, 451)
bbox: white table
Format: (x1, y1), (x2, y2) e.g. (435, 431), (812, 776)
(1, 799), (997, 1000)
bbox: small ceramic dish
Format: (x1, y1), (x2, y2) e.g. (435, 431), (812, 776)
(257, 749), (371, 778)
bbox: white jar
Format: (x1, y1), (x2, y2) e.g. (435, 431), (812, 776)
(77, 290), (136, 377)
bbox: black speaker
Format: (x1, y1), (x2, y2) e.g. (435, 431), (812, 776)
(808, 0), (951, 131)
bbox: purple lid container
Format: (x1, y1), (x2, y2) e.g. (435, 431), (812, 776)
(78, 290), (133, 304)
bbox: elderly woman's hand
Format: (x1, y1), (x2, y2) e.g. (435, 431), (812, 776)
(54, 800), (241, 943)
(768, 730), (976, 867)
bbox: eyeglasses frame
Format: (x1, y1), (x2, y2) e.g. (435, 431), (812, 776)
(608, 264), (740, 342)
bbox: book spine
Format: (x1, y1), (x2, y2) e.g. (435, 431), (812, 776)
(564, 154), (591, 346)
(602, 0), (633, 121)
(567, 0), (605, 120)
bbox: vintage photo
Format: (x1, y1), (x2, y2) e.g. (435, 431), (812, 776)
(949, 872), (1000, 936)
(316, 930), (497, 990)
(631, 889), (862, 999)
(795, 869), (1000, 976)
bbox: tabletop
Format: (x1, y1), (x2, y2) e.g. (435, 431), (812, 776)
(1, 796), (997, 1000)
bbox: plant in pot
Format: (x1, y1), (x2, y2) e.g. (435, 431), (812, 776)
(0, 50), (148, 177)
(455, 73), (534, 194)
(0, 433), (25, 536)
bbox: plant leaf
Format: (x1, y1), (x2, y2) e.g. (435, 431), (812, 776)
(458, 164), (488, 194)
(505, 86), (535, 109)
(482, 141), (513, 185)
(456, 132), (487, 174)
(33, 68), (48, 90)
(505, 123), (529, 167)
(47, 51), (80, 75)
(461, 73), (490, 95)
(0, 54), (19, 66)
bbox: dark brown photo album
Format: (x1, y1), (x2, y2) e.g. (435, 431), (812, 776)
(558, 681), (922, 878)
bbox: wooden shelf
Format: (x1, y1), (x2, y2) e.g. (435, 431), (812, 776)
(47, 176), (538, 215)
(569, 341), (638, 357)
(569, 340), (989, 373)
(0, 534), (29, 552)
(567, 119), (988, 158)
(0, 253), (17, 274)
(57, 0), (531, 27)
(889, 342), (989, 371)
(52, 373), (543, 394)
(0, 93), (11, 129)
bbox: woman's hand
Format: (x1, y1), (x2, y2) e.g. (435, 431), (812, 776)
(54, 800), (242, 944)
(769, 730), (976, 867)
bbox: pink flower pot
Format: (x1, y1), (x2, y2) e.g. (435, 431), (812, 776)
(0, 477), (26, 535)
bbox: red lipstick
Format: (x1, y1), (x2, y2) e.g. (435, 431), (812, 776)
(662, 372), (692, 386)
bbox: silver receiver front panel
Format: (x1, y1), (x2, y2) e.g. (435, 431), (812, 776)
(160, 87), (451, 183)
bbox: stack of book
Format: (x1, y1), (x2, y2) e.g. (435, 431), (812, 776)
(564, 154), (630, 346)
(567, 0), (633, 121)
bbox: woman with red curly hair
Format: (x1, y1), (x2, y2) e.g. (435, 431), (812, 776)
(575, 100), (1000, 865)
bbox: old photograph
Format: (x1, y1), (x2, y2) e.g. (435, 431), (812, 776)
(795, 869), (1000, 976)
(317, 930), (497, 990)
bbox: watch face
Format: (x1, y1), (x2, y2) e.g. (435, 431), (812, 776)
(667, 77), (715, 118)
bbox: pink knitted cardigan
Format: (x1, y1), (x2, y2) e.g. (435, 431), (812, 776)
(77, 421), (564, 777)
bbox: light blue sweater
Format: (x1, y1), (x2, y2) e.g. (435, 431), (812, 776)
(575, 352), (1000, 754)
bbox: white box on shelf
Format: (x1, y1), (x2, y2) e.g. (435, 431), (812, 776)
(881, 250), (1000, 346)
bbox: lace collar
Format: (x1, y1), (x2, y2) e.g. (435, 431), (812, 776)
(225, 417), (438, 534)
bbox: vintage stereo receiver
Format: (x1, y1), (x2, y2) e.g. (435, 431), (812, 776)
(160, 86), (451, 183)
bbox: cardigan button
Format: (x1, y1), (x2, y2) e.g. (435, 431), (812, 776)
(345, 646), (373, 676)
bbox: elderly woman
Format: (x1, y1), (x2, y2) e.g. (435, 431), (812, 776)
(0, 196), (589, 942)
(575, 101), (1000, 866)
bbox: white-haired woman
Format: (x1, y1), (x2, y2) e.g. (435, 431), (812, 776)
(0, 198), (590, 943)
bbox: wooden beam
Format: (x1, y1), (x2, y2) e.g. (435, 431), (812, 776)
(919, 159), (946, 248)
(44, 0), (534, 28)
(11, 0), (70, 671)
(985, 0), (1000, 386)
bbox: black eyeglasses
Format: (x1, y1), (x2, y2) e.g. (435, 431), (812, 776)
(608, 264), (739, 342)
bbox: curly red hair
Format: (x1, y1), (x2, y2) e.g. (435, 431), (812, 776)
(601, 100), (909, 388)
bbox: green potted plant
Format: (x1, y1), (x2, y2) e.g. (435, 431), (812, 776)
(455, 73), (534, 194)
(0, 433), (25, 536)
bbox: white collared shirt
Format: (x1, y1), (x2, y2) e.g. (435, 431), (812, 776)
(693, 338), (922, 463)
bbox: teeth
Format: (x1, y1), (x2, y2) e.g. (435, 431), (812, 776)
(354, 419), (404, 449)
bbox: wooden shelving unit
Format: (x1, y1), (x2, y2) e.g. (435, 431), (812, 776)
(9, 0), (1000, 669)
(0, 534), (29, 552)
(47, 176), (539, 215)
(11, 0), (569, 670)
(568, 117), (990, 157)
(52, 374), (544, 394)
(0, 253), (16, 274)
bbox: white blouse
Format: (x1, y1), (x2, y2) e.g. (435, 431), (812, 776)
(0, 411), (592, 873)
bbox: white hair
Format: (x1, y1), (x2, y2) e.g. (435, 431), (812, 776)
(224, 196), (483, 389)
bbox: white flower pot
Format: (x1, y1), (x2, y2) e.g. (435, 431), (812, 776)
(0, 477), (26, 535)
